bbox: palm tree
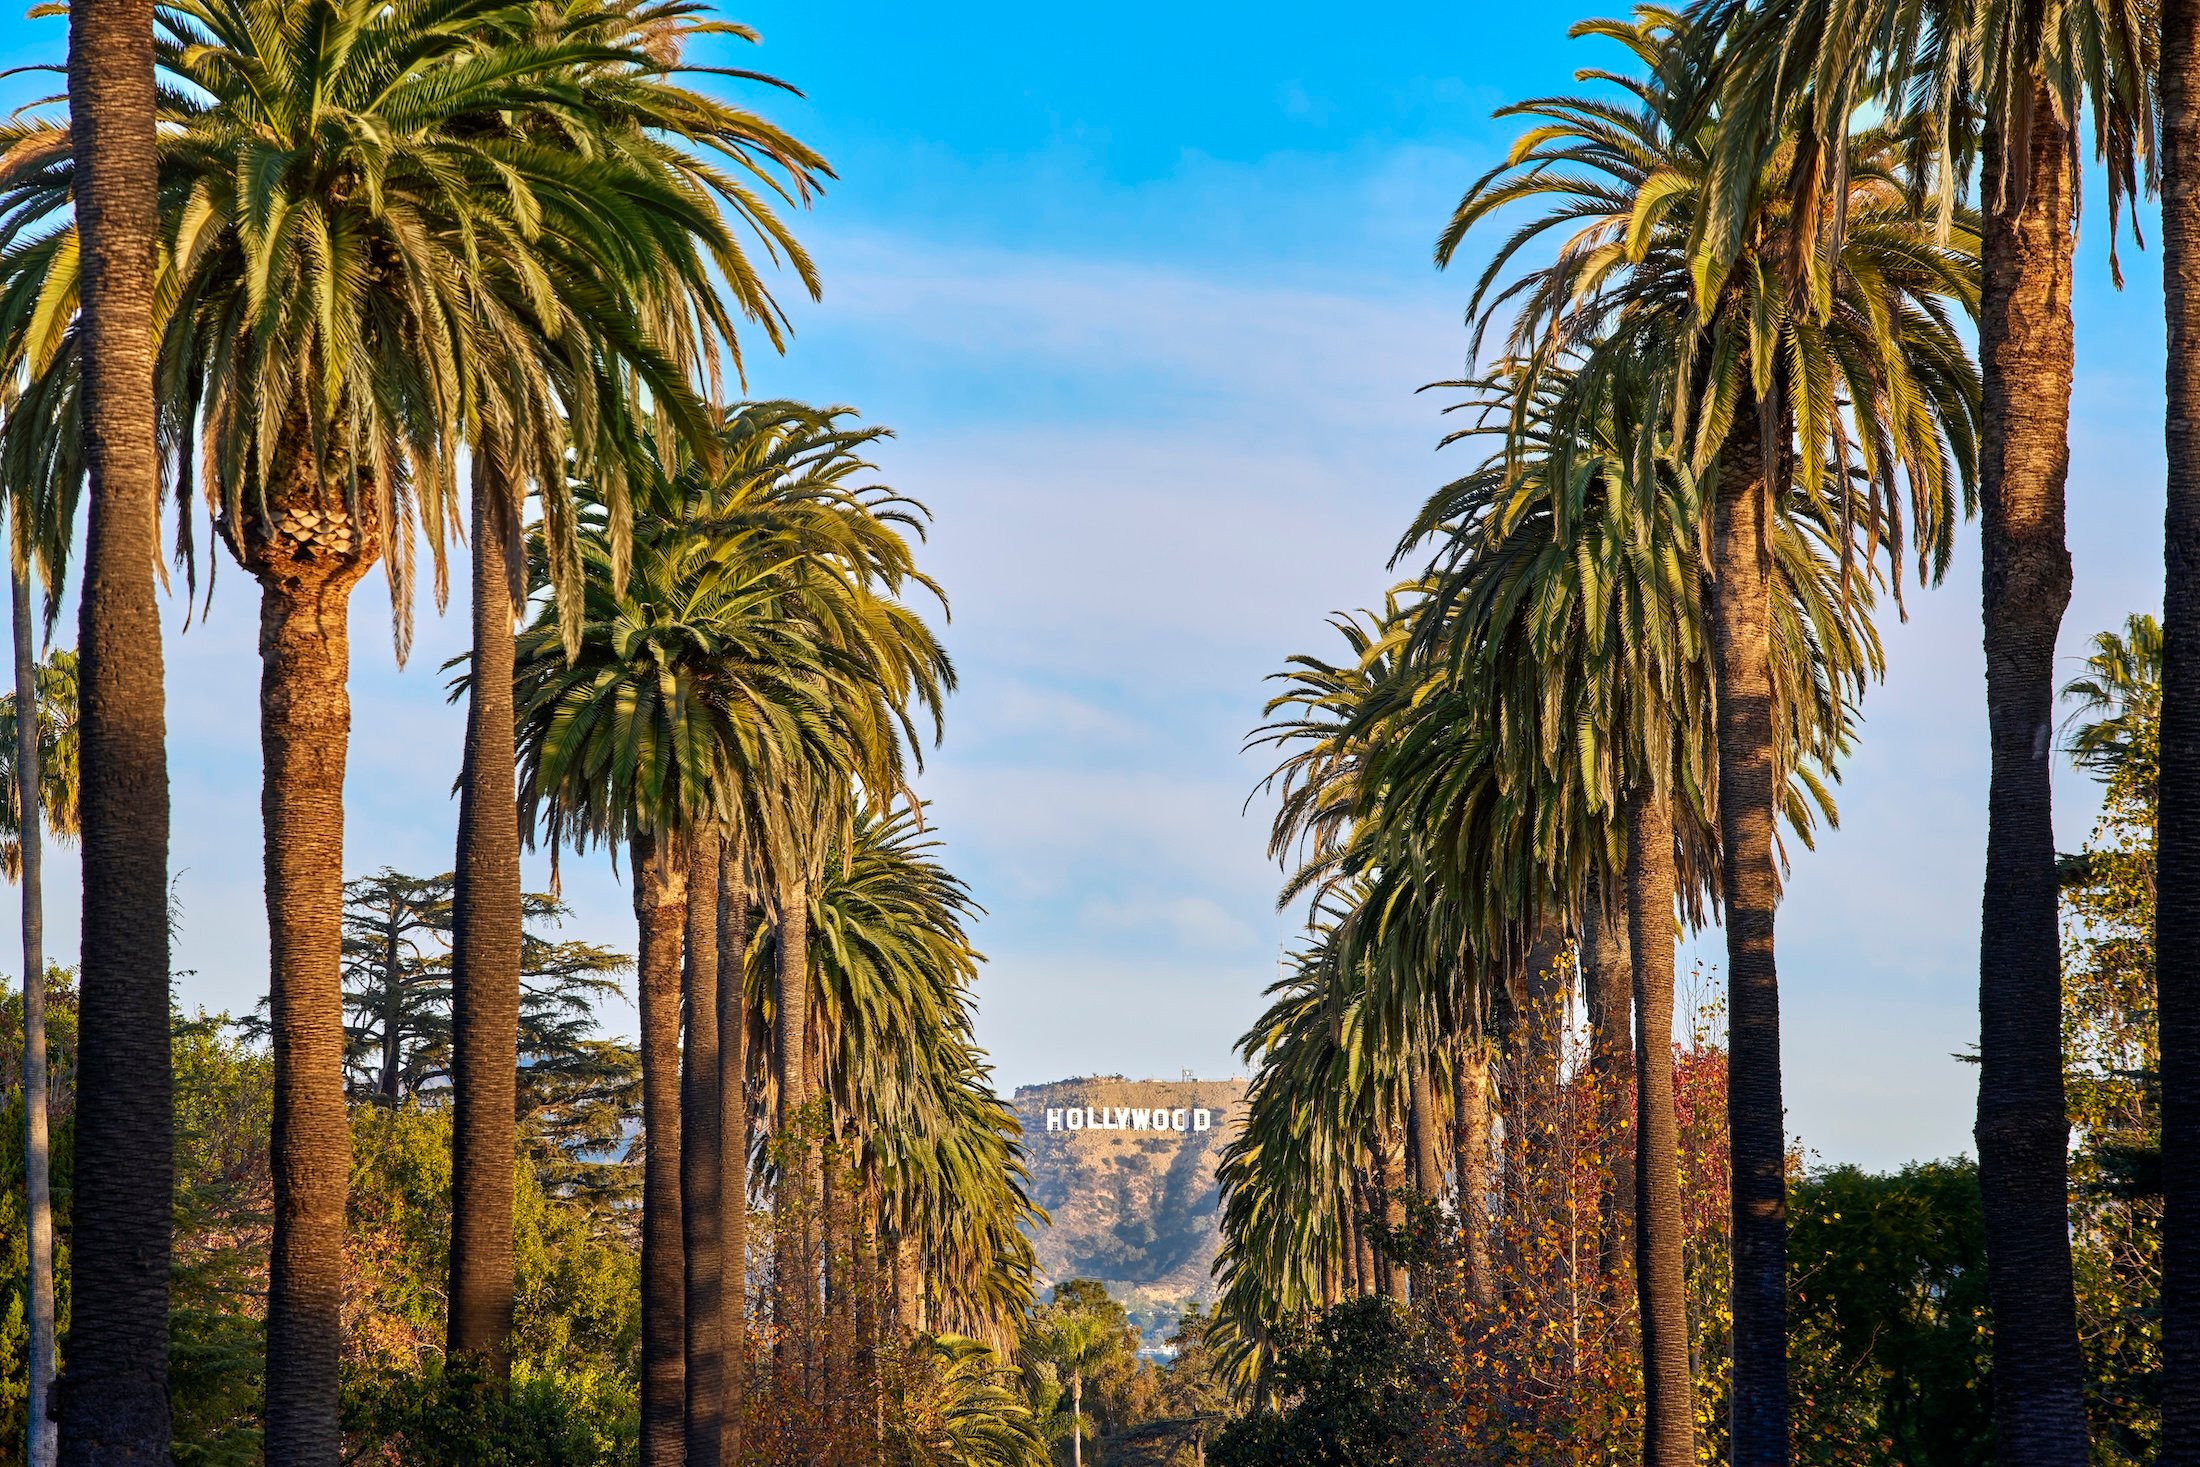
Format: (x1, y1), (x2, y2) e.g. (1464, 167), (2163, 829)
(2165, 0), (2200, 1443)
(0, 630), (75, 1467)
(2062, 614), (2162, 779)
(1025, 1309), (1115, 1467)
(1437, 16), (1978, 1456)
(1698, 3), (2149, 1455)
(443, 2), (830, 1380)
(512, 450), (884, 1460)
(43, 0), (177, 1457)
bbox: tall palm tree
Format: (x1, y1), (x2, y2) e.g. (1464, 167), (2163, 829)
(512, 442), (901, 1459)
(52, 0), (174, 1457)
(1437, 17), (1978, 1457)
(2164, 0), (2200, 1440)
(0, 632), (76, 1467)
(1699, 3), (2150, 1455)
(1025, 1309), (1114, 1467)
(443, 2), (830, 1378)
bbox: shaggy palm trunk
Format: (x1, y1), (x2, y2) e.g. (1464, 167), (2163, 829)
(2160, 6), (2200, 1458)
(448, 455), (526, 1376)
(1378, 1135), (1408, 1300)
(1628, 791), (1693, 1467)
(719, 853), (753, 1461)
(1410, 1060), (1442, 1197)
(1709, 411), (1790, 1465)
(1582, 887), (1634, 1297)
(257, 529), (375, 1467)
(633, 832), (689, 1467)
(14, 551), (56, 1467)
(684, 827), (726, 1466)
(894, 1228), (923, 1334)
(1976, 90), (2090, 1467)
(1453, 1034), (1496, 1307)
(59, 0), (173, 1457)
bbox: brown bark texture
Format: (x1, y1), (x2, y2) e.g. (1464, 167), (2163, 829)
(1453, 1036), (1497, 1308)
(718, 853), (753, 1462)
(683, 827), (726, 1467)
(2161, 4), (2200, 1459)
(1410, 1060), (1443, 1198)
(1628, 792), (1694, 1467)
(633, 833), (688, 1467)
(60, 0), (175, 1456)
(448, 455), (526, 1375)
(1976, 87), (2091, 1467)
(1582, 886), (1635, 1295)
(1709, 413), (1788, 1465)
(258, 534), (371, 1467)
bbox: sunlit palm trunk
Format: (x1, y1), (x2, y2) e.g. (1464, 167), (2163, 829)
(683, 826), (726, 1467)
(59, 0), (174, 1458)
(1409, 1059), (1442, 1197)
(1709, 416), (1787, 1465)
(1975, 89), (2090, 1467)
(14, 547), (56, 1467)
(2160, 3), (2200, 1457)
(633, 831), (688, 1467)
(448, 453), (526, 1377)
(1452, 1033), (1495, 1307)
(718, 850), (752, 1462)
(1582, 885), (1633, 1300)
(256, 523), (375, 1467)
(1627, 790), (1692, 1467)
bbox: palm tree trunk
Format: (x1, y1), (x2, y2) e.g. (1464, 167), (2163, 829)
(448, 453), (526, 1377)
(2157, 8), (2200, 1459)
(1976, 87), (2089, 1467)
(633, 831), (689, 1467)
(894, 1226), (922, 1335)
(718, 849), (752, 1462)
(1709, 411), (1790, 1466)
(1453, 1034), (1496, 1308)
(259, 557), (368, 1466)
(1071, 1374), (1084, 1467)
(1627, 790), (1693, 1467)
(58, 0), (173, 1456)
(1582, 884), (1634, 1299)
(772, 872), (815, 1357)
(683, 826), (726, 1467)
(1410, 1059), (1442, 1198)
(1378, 1136), (1408, 1300)
(14, 549), (57, 1467)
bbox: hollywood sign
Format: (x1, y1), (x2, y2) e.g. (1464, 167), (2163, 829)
(1045, 1106), (1216, 1133)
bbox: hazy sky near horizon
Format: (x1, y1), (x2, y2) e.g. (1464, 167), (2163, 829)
(0, 1), (2170, 1172)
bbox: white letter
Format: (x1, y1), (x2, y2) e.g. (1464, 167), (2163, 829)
(1066, 1108), (1084, 1131)
(1047, 1108), (1062, 1132)
(1194, 1108), (1212, 1132)
(1173, 1108), (1189, 1131)
(1131, 1108), (1150, 1130)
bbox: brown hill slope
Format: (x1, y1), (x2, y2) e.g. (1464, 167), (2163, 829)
(1012, 1076), (1247, 1305)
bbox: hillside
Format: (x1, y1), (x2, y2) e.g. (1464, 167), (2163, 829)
(1012, 1076), (1247, 1313)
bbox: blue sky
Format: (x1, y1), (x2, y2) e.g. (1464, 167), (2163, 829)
(0, 1), (2171, 1171)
